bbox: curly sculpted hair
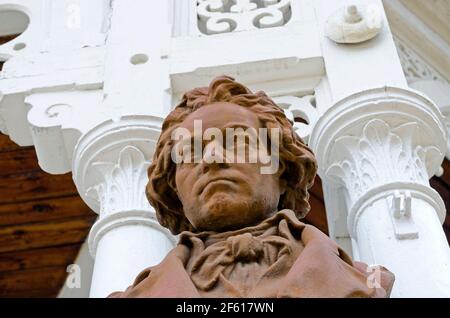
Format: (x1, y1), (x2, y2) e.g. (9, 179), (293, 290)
(146, 76), (317, 234)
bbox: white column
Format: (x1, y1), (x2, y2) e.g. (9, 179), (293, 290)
(310, 87), (450, 297)
(72, 116), (176, 298)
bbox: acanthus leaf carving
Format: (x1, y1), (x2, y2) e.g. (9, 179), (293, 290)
(87, 145), (152, 216)
(326, 119), (442, 204)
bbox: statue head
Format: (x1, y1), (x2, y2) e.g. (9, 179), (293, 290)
(146, 76), (317, 234)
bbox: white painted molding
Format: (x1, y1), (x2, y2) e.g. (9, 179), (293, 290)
(25, 90), (103, 174)
(0, 0), (108, 148)
(383, 0), (450, 82)
(170, 32), (323, 100)
(394, 37), (446, 84)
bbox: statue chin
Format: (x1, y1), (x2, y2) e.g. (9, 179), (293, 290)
(191, 194), (269, 232)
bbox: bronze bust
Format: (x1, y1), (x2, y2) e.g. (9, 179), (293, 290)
(109, 76), (394, 298)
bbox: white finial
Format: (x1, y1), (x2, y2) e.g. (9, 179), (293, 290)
(345, 5), (362, 23)
(325, 4), (383, 44)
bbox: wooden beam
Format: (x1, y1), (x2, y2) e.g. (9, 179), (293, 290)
(0, 148), (40, 176)
(0, 266), (68, 297)
(0, 134), (26, 153)
(0, 170), (78, 204)
(0, 244), (82, 272)
(0, 195), (94, 227)
(0, 215), (96, 253)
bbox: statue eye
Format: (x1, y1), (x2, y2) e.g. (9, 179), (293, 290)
(176, 144), (192, 164)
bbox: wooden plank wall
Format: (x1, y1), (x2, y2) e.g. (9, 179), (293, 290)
(0, 134), (96, 297)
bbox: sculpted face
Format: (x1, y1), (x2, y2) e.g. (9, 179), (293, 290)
(175, 102), (286, 232)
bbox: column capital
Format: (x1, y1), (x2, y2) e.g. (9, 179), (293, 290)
(71, 115), (178, 257)
(72, 115), (162, 214)
(309, 86), (448, 241)
(310, 86), (448, 178)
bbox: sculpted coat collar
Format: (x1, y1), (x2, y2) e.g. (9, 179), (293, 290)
(109, 210), (395, 298)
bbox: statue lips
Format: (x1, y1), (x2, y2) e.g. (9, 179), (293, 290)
(197, 177), (239, 198)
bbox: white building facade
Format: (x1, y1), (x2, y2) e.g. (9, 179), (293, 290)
(0, 0), (449, 298)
